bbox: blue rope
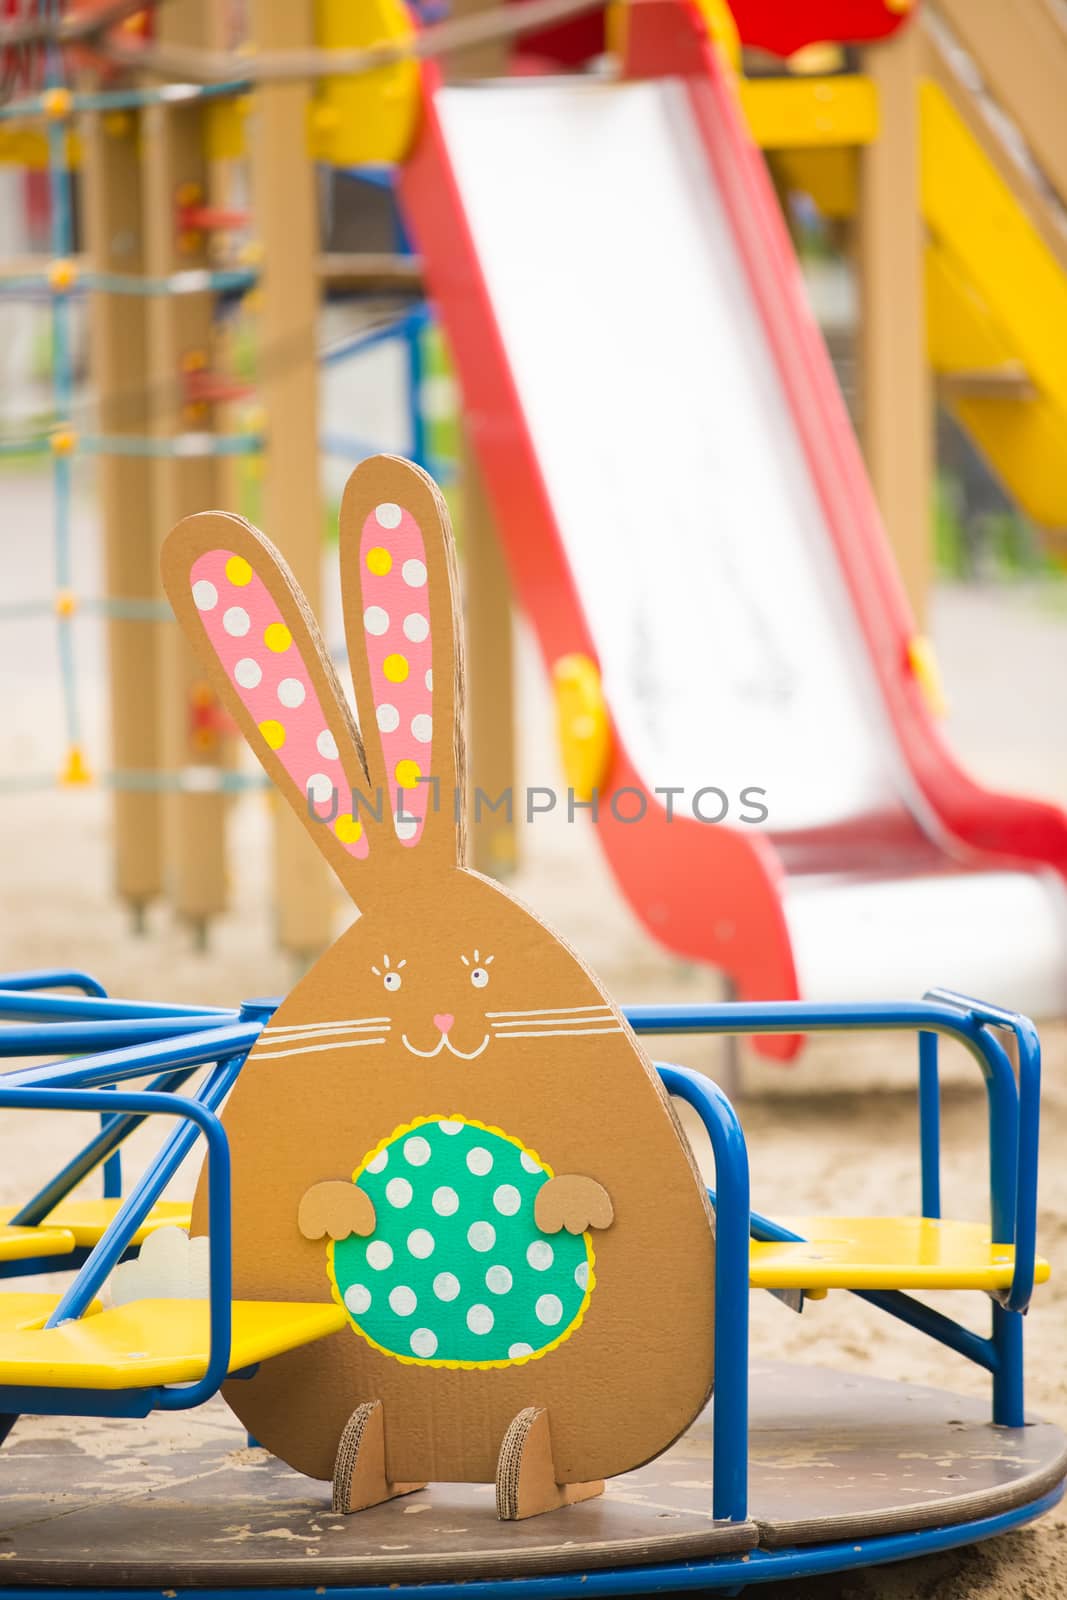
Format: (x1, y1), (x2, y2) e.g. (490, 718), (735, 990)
(82, 432), (264, 458)
(0, 78), (249, 122)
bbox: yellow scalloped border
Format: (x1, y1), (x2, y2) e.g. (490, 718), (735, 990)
(326, 1113), (596, 1370)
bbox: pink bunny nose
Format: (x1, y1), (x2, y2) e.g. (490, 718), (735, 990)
(434, 1013), (455, 1036)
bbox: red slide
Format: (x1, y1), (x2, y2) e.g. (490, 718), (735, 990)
(399, 0), (1067, 1058)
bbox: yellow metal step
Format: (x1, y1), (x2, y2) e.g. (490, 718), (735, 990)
(0, 1295), (347, 1389)
(750, 1216), (1051, 1293)
(0, 1200), (192, 1262)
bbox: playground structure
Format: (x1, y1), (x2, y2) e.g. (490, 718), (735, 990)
(1, 0), (1065, 1017)
(0, 442), (1062, 1585)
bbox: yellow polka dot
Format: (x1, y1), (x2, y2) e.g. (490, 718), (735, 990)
(383, 653), (409, 683)
(335, 813), (363, 844)
(259, 719), (286, 750)
(226, 555), (253, 586)
(395, 759), (422, 789)
(264, 622), (292, 653)
(366, 546), (392, 577)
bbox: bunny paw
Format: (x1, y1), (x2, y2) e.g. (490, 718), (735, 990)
(534, 1175), (614, 1235)
(299, 1181), (377, 1242)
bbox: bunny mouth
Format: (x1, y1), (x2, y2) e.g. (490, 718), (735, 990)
(401, 1032), (491, 1061)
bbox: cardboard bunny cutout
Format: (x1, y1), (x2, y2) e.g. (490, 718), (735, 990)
(163, 457), (715, 1519)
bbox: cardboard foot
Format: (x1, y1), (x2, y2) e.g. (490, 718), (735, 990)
(331, 1402), (426, 1514)
(495, 1406), (605, 1521)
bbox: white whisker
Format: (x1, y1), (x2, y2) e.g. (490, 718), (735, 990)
(255, 1036), (388, 1061)
(486, 1005), (613, 1019)
(494, 1026), (624, 1040)
(262, 1017), (391, 1038)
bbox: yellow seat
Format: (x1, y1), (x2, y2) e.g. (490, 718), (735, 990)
(0, 1224), (77, 1263)
(749, 1215), (1051, 1293)
(0, 1199), (191, 1261)
(0, 1295), (347, 1389)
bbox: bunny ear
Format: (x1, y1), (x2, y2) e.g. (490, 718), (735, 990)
(161, 509), (381, 901)
(339, 456), (465, 868)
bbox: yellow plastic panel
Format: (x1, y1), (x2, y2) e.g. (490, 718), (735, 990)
(0, 1199), (192, 1252)
(0, 1225), (76, 1263)
(0, 1298), (347, 1389)
(749, 1215), (1051, 1292)
(921, 79), (1067, 426)
(739, 76), (878, 151)
(40, 1198), (193, 1248)
(0, 1293), (102, 1332)
(312, 0), (419, 167)
(771, 147), (858, 217)
(926, 246), (1067, 529)
(553, 653), (611, 804)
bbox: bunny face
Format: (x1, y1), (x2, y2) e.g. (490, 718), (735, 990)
(164, 457), (716, 1491)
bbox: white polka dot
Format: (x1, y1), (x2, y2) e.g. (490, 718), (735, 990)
(234, 657), (261, 689)
(536, 1294), (563, 1327)
(389, 1285), (417, 1316)
(432, 1186), (459, 1217)
(520, 1151), (542, 1175)
(438, 1120), (463, 1135)
(364, 606), (389, 637)
(410, 1327), (438, 1359)
(366, 1240), (393, 1271)
(403, 612), (429, 643)
(527, 1240), (554, 1272)
(575, 1260), (590, 1291)
(376, 703), (400, 734)
(317, 728), (338, 760)
(509, 1342), (534, 1359)
(411, 714), (432, 744)
(277, 677), (305, 708)
(433, 1271), (460, 1302)
(192, 579), (217, 611)
(403, 1135), (431, 1167)
(407, 1228), (435, 1259)
(375, 502), (402, 529)
(366, 1149), (388, 1175)
(467, 1147), (493, 1177)
(394, 817), (418, 842)
(402, 558), (427, 588)
(425, 669), (433, 691)
(485, 1264), (513, 1295)
(466, 1303), (494, 1335)
(493, 1184), (521, 1217)
(223, 606), (250, 637)
(386, 1177), (413, 1209)
(307, 773), (333, 804)
(467, 1221), (496, 1253)
(344, 1283), (371, 1316)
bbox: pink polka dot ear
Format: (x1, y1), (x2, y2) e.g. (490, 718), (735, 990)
(358, 503), (433, 848)
(188, 547), (370, 862)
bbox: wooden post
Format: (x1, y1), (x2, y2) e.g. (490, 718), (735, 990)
(248, 0), (335, 959)
(447, 0), (510, 77)
(447, 0), (517, 878)
(857, 20), (932, 622)
(463, 433), (518, 878)
(81, 106), (161, 926)
(141, 0), (229, 943)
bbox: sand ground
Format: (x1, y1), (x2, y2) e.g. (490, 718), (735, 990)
(1, 467), (1066, 1596)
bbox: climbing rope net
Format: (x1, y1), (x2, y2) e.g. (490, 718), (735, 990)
(0, 0), (605, 796)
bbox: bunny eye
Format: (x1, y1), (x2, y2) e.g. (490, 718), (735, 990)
(470, 968), (490, 990)
(383, 972), (402, 992)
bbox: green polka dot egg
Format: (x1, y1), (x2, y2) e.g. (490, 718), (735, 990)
(329, 1117), (594, 1368)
